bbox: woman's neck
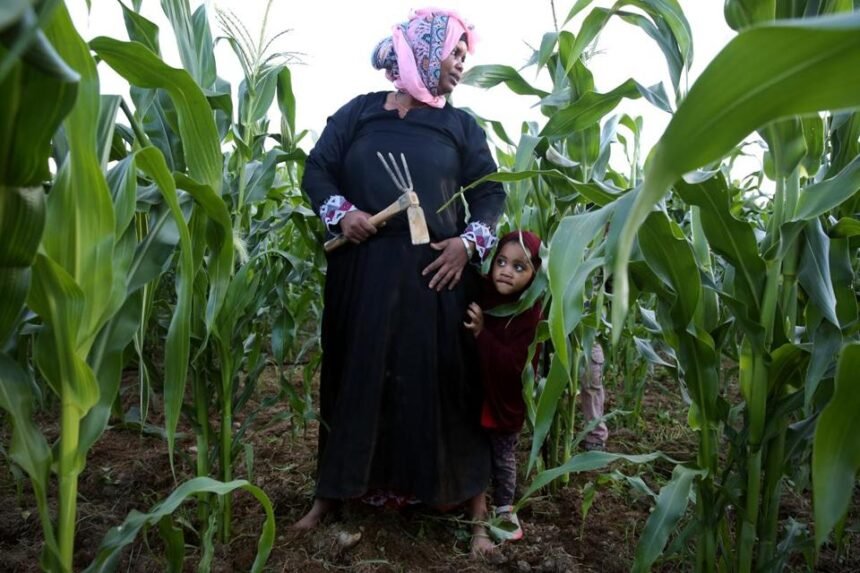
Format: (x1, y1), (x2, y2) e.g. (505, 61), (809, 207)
(394, 90), (423, 109)
(386, 90), (427, 118)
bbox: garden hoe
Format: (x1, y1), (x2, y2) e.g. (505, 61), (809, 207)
(324, 152), (430, 252)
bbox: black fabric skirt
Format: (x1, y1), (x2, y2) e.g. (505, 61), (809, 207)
(315, 231), (490, 506)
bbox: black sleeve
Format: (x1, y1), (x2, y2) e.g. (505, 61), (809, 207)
(301, 94), (366, 213)
(459, 113), (506, 227)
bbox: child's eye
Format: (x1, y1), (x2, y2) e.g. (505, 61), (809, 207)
(514, 264), (526, 272)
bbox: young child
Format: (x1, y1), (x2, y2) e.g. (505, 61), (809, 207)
(464, 230), (543, 542)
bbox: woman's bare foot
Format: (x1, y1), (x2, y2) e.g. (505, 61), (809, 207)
(466, 492), (497, 556)
(471, 525), (496, 556)
(292, 497), (335, 529)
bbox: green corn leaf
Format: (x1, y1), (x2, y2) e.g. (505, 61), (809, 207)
(535, 31), (558, 73)
(461, 64), (549, 98)
(105, 154), (139, 238)
(83, 477), (275, 573)
(674, 175), (765, 317)
(612, 12), (860, 341)
(239, 64), (280, 125)
(725, 0), (775, 29)
(174, 173), (234, 330)
(826, 112), (860, 179)
(42, 5), (117, 354)
(794, 155), (860, 220)
(0, 0), (29, 30)
(637, 212), (700, 329)
(158, 516), (185, 573)
(130, 87), (186, 171)
(0, 28), (78, 185)
(0, 186), (44, 342)
(0, 354), (61, 566)
(563, 0), (595, 26)
(127, 205), (182, 294)
(801, 114), (825, 176)
(614, 10), (684, 100)
(632, 465), (706, 572)
(160, 0), (216, 89)
(29, 253), (100, 418)
(540, 79), (642, 139)
(626, 0), (693, 72)
(527, 352), (570, 476)
(547, 206), (612, 367)
(830, 217), (860, 239)
(678, 330), (721, 432)
(798, 219), (839, 326)
(519, 451), (669, 507)
(813, 342), (860, 547)
(805, 321), (842, 409)
(438, 169), (619, 214)
(95, 95), (121, 169)
(563, 8), (613, 74)
(633, 336), (675, 368)
(91, 36), (222, 192)
(119, 0), (160, 55)
(135, 147), (194, 471)
(276, 66), (296, 147)
(79, 290), (142, 456)
(760, 118), (808, 178)
(830, 238), (858, 327)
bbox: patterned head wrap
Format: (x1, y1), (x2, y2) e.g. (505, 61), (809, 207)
(371, 8), (475, 108)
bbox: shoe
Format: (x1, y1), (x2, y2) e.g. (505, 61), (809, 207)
(491, 505), (524, 542)
(583, 441), (605, 452)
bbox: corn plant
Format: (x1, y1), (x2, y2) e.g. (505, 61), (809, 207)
(461, 0), (691, 487)
(0, 2), (210, 569)
(92, 0), (319, 543)
(607, 5), (860, 571)
(466, 0), (860, 570)
(1, 1), (283, 569)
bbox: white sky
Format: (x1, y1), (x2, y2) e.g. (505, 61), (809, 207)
(70, 1), (737, 160)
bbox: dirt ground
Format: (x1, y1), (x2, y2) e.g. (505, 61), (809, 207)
(1, 368), (857, 572)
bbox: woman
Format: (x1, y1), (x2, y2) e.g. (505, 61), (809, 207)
(297, 9), (505, 554)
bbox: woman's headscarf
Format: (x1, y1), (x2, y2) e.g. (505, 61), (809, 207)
(371, 8), (475, 108)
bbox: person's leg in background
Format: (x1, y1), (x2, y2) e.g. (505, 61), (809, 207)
(580, 341), (608, 450)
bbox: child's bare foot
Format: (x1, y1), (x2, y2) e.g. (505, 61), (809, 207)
(292, 497), (335, 529)
(471, 526), (496, 556)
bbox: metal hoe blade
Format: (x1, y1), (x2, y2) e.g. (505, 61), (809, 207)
(376, 151), (413, 193)
(375, 151), (429, 245)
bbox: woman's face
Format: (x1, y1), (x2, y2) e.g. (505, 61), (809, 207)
(438, 40), (468, 95)
(491, 241), (535, 296)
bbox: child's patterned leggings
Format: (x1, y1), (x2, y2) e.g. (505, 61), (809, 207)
(488, 431), (519, 507)
(581, 342), (608, 447)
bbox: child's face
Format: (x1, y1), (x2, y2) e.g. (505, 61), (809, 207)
(491, 241), (535, 296)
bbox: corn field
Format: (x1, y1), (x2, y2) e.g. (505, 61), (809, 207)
(1, 0), (858, 571)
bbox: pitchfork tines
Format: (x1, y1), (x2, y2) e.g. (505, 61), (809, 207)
(376, 151), (413, 194)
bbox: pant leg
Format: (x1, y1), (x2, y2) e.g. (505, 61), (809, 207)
(580, 342), (608, 446)
(489, 431), (519, 507)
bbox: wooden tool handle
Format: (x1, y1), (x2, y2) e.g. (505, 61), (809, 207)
(323, 195), (411, 253)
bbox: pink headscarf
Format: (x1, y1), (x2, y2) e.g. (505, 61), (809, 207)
(371, 8), (476, 108)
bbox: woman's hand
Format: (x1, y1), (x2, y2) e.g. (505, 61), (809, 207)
(340, 210), (377, 243)
(464, 303), (484, 337)
(422, 238), (469, 291)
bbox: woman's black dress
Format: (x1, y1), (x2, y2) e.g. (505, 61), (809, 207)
(302, 91), (506, 505)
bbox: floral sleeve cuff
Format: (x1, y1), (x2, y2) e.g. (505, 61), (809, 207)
(461, 221), (496, 261)
(319, 195), (357, 232)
